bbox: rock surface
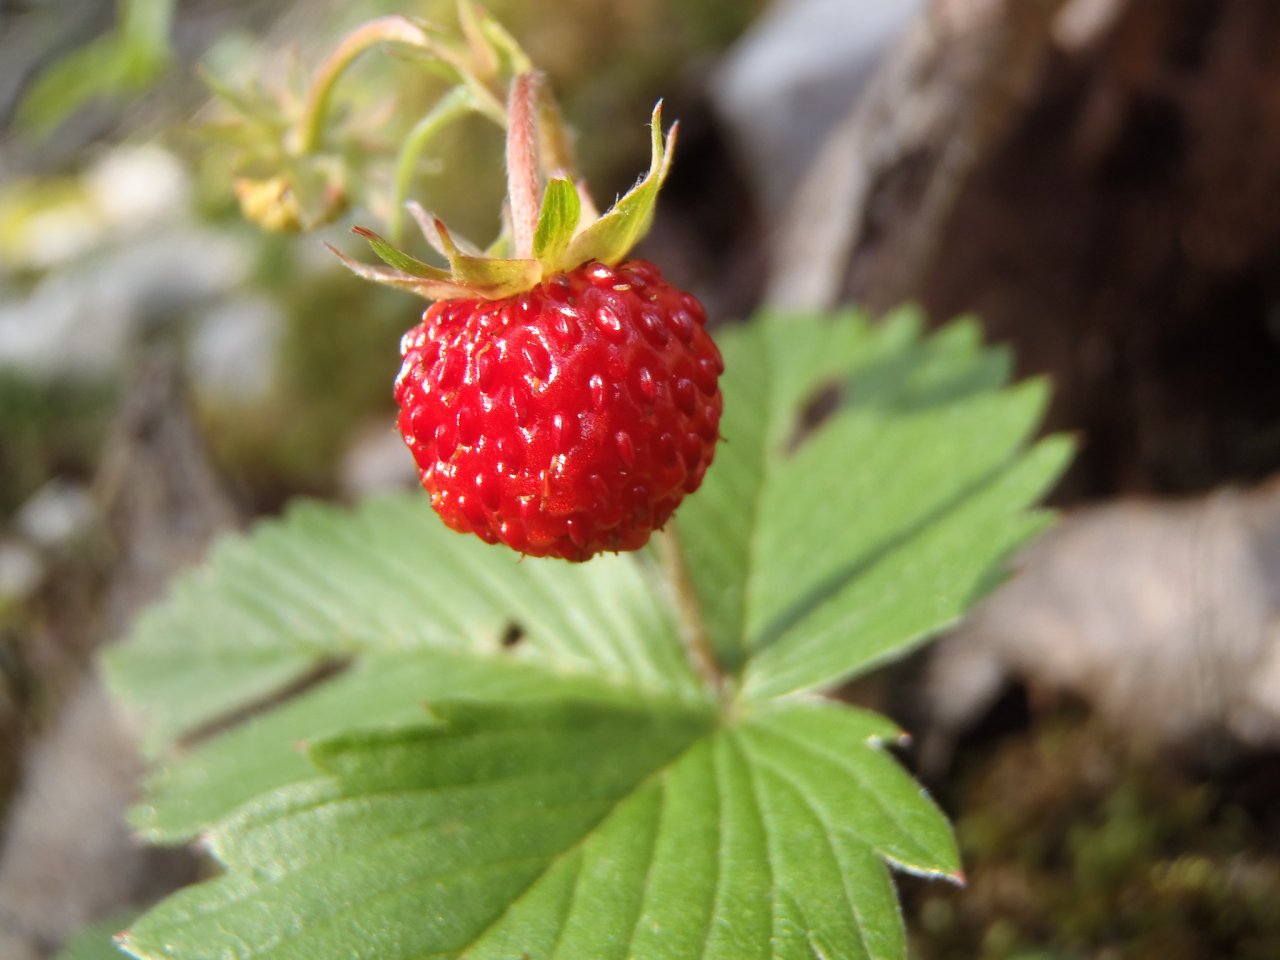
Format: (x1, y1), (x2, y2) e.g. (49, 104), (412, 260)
(921, 478), (1280, 771)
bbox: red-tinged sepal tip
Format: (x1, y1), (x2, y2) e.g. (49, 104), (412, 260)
(334, 221), (541, 301)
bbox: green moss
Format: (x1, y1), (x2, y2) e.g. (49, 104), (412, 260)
(200, 262), (408, 508)
(0, 372), (116, 514)
(908, 714), (1280, 960)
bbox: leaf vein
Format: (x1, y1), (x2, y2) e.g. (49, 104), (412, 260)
(696, 737), (725, 959)
(622, 776), (666, 957)
(754, 760), (877, 960)
(448, 731), (710, 960)
(747, 720), (937, 868)
(725, 732), (776, 960)
(546, 848), (586, 960)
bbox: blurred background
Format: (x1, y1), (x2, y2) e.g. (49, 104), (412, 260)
(1, 0), (1279, 958)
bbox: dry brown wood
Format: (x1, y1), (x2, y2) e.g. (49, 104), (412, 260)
(767, 0), (1070, 312)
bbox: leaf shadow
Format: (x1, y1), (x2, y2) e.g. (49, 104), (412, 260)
(749, 455), (1020, 660)
(752, 329), (1030, 664)
(841, 342), (1011, 418)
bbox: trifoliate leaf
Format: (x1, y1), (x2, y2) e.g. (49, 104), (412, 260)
(107, 308), (1069, 960)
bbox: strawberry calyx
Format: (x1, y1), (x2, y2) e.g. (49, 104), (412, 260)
(332, 69), (678, 301)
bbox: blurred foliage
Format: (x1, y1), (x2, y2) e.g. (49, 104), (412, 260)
(14, 0), (766, 229)
(15, 0), (172, 137)
(187, 0), (769, 255)
(908, 712), (1280, 960)
(0, 176), (95, 273)
(14, 0), (765, 175)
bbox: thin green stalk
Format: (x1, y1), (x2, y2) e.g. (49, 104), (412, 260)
(390, 86), (476, 242)
(292, 16), (433, 155)
(656, 524), (723, 696)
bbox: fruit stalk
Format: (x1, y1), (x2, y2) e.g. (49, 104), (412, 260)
(391, 85), (475, 240)
(657, 525), (723, 693)
(505, 71), (544, 260)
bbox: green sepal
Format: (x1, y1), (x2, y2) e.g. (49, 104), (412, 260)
(335, 100), (675, 300)
(353, 226), (451, 280)
(560, 101), (675, 269)
(532, 177), (581, 266)
(334, 213), (544, 302)
(433, 218), (542, 294)
(327, 242), (473, 300)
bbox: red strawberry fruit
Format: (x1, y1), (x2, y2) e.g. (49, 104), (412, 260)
(394, 259), (721, 560)
(335, 74), (722, 560)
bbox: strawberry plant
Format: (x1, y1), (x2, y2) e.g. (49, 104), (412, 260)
(99, 6), (1070, 959)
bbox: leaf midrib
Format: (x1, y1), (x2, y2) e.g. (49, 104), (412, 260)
(141, 725), (715, 960)
(450, 720), (715, 960)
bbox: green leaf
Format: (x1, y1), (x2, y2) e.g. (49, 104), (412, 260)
(107, 307), (1068, 959)
(677, 309), (1069, 697)
(532, 177), (582, 265)
(737, 701), (959, 880)
(15, 0), (172, 137)
(131, 651), (639, 842)
(56, 912), (135, 960)
(121, 698), (956, 960)
(105, 495), (702, 758)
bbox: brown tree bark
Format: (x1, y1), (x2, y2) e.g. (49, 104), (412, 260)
(774, 0), (1280, 500)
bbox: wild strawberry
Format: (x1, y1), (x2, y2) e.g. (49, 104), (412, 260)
(334, 70), (722, 560)
(393, 259), (721, 560)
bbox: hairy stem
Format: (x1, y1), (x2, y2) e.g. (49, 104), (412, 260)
(505, 71), (543, 259)
(657, 524), (722, 695)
